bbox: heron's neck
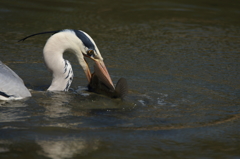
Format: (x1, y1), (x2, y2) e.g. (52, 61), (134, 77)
(47, 59), (74, 91)
(43, 33), (79, 91)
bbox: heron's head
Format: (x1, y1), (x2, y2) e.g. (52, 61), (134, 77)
(73, 29), (114, 90)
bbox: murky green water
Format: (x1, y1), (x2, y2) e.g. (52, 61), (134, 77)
(0, 0), (240, 158)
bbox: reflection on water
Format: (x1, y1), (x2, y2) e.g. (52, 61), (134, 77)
(37, 138), (99, 159)
(0, 0), (240, 158)
(39, 92), (73, 118)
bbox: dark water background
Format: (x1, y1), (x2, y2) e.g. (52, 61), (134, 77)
(0, 0), (240, 158)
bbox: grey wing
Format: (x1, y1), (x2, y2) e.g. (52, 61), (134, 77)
(0, 61), (31, 99)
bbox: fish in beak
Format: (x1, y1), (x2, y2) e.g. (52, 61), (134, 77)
(83, 51), (128, 99)
(93, 60), (115, 90)
(83, 53), (115, 91)
(88, 60), (128, 99)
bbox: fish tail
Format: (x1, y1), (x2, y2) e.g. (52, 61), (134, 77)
(115, 78), (128, 99)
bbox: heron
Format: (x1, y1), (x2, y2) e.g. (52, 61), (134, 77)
(0, 29), (114, 100)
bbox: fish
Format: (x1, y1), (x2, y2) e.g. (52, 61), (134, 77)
(88, 63), (128, 99)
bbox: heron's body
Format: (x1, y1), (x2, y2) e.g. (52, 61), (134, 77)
(0, 61), (31, 100)
(0, 29), (115, 100)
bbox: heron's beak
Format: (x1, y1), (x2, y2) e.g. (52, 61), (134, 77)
(83, 54), (115, 90)
(93, 60), (115, 90)
(83, 62), (92, 82)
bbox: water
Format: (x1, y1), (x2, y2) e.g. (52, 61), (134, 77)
(0, 0), (240, 158)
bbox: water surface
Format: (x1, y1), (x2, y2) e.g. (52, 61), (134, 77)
(0, 0), (240, 158)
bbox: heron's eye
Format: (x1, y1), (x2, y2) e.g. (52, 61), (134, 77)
(87, 50), (94, 57)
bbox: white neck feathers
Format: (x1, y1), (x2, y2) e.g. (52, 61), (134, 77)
(43, 31), (84, 91)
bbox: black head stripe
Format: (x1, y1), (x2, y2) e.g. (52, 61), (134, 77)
(73, 30), (95, 51)
(19, 29), (96, 52)
(18, 30), (62, 42)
